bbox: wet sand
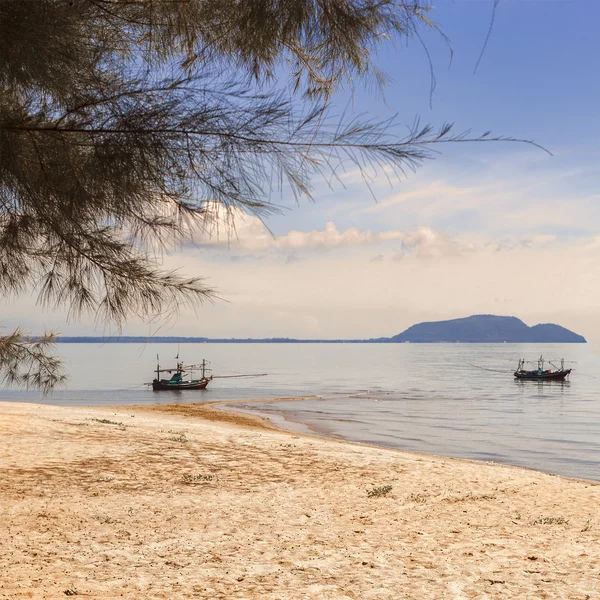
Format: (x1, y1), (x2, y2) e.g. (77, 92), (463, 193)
(1, 400), (598, 599)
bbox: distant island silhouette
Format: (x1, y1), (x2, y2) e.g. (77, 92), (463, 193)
(56, 315), (586, 343)
(389, 315), (586, 343)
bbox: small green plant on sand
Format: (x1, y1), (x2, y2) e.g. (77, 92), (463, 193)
(409, 493), (427, 504)
(367, 485), (392, 498)
(92, 514), (115, 524)
(182, 474), (213, 484)
(581, 519), (592, 532)
(166, 434), (188, 443)
(531, 516), (568, 525)
(90, 418), (125, 427)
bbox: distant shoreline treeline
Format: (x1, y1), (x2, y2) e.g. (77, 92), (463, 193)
(54, 315), (586, 344)
(55, 337), (386, 344)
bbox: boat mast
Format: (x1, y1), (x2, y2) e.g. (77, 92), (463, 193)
(156, 354), (160, 381)
(201, 359), (206, 379)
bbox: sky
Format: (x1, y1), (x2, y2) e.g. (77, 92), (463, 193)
(4, 0), (600, 345)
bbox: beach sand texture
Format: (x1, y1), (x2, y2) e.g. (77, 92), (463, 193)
(0, 401), (598, 599)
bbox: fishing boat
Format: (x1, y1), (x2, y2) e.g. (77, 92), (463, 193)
(151, 358), (212, 391)
(148, 356), (267, 391)
(514, 356), (571, 381)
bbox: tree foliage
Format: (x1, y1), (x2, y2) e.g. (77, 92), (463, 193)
(0, 0), (529, 389)
(0, 330), (64, 392)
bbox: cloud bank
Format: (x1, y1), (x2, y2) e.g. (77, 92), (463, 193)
(196, 205), (462, 257)
(195, 207), (561, 261)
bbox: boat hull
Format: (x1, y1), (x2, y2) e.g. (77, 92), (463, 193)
(152, 379), (210, 391)
(514, 369), (571, 381)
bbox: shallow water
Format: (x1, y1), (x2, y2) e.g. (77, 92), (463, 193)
(1, 342), (598, 481)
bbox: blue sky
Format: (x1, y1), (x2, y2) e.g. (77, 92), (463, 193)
(4, 0), (600, 344)
(265, 0), (600, 234)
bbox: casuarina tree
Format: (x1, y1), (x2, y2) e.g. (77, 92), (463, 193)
(0, 0), (525, 390)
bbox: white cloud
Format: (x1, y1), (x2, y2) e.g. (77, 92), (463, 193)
(337, 163), (599, 241)
(399, 227), (460, 258)
(195, 204), (461, 256)
(273, 221), (405, 249)
(355, 180), (495, 216)
(193, 203), (577, 265)
(196, 203), (274, 250)
(489, 234), (557, 252)
(199, 208), (409, 250)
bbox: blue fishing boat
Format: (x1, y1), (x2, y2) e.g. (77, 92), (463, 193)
(514, 356), (571, 381)
(151, 358), (212, 391)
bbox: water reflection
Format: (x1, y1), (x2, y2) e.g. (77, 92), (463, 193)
(514, 379), (571, 395)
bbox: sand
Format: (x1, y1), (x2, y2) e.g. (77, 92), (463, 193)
(0, 400), (598, 600)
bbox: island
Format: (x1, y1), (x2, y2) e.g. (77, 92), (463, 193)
(389, 314), (586, 343)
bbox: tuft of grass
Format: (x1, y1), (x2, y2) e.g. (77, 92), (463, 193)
(182, 474), (213, 484)
(92, 514), (115, 524)
(166, 434), (188, 443)
(531, 516), (568, 526)
(581, 519), (592, 532)
(409, 493), (427, 504)
(89, 418), (125, 427)
(367, 485), (392, 498)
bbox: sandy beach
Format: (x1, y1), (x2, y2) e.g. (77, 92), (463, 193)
(1, 400), (598, 599)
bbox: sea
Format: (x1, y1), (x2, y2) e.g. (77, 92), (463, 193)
(1, 342), (598, 482)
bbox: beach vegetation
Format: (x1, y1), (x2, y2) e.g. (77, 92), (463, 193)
(92, 514), (116, 524)
(531, 516), (569, 526)
(367, 485), (393, 497)
(182, 474), (213, 484)
(581, 519), (592, 532)
(409, 493), (427, 504)
(89, 418), (125, 427)
(166, 434), (189, 443)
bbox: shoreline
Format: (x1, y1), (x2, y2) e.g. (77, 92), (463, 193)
(161, 396), (600, 486)
(1, 400), (598, 599)
(6, 391), (599, 484)
(146, 398), (600, 487)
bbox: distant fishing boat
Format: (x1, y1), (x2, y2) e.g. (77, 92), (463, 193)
(514, 356), (571, 381)
(151, 358), (212, 391)
(148, 356), (267, 391)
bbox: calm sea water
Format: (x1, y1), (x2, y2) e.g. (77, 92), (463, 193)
(1, 343), (598, 481)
